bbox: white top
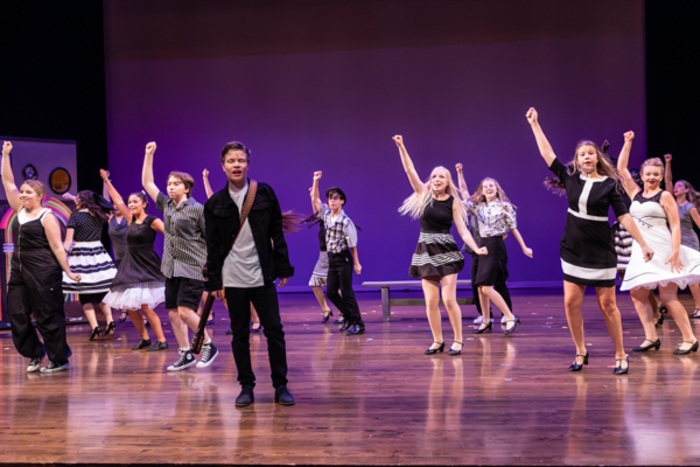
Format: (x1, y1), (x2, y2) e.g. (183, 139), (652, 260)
(222, 182), (264, 288)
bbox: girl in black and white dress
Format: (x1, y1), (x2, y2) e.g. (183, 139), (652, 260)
(393, 135), (486, 356)
(526, 108), (653, 374)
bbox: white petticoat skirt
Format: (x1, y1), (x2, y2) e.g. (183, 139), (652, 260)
(103, 284), (165, 310)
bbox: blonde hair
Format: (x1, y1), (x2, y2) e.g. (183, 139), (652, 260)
(20, 180), (47, 205)
(398, 166), (465, 219)
(469, 177), (515, 211)
(641, 157), (664, 176)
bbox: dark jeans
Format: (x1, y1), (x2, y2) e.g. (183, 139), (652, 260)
(470, 253), (513, 317)
(225, 283), (288, 388)
(327, 250), (362, 325)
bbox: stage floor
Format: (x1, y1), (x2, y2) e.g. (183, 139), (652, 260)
(2, 289), (700, 466)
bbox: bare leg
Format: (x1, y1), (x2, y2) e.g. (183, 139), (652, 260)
(129, 309), (149, 340)
(82, 303), (98, 329)
(440, 274), (462, 351)
(250, 303), (261, 331)
(659, 283), (697, 349)
(479, 285), (515, 320)
(311, 285), (332, 315)
(630, 287), (658, 342)
(421, 277), (443, 349)
(690, 283), (700, 312)
(141, 305), (166, 342)
(563, 281), (586, 363)
(595, 286), (627, 361)
(178, 305), (211, 342)
(98, 302), (114, 325)
(169, 308), (190, 349)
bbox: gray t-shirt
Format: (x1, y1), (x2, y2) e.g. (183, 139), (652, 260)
(222, 182), (264, 288)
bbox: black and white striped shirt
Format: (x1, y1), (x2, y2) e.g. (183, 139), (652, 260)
(156, 192), (207, 280)
(318, 206), (357, 254)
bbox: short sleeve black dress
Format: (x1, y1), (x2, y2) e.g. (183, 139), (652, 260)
(409, 196), (465, 278)
(549, 158), (628, 287)
(103, 215), (166, 310)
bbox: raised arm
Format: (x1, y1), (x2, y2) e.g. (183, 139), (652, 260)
(392, 135), (426, 195)
(44, 213), (81, 282)
(202, 168), (214, 199)
(102, 171), (112, 203)
(455, 163), (470, 199)
(660, 191), (683, 273)
(311, 171), (322, 213)
(509, 228), (533, 258)
(1, 141), (22, 213)
(100, 169), (132, 222)
(664, 154), (673, 192)
(141, 142), (160, 202)
(525, 108), (557, 167)
(616, 131), (640, 199)
(452, 202), (487, 255)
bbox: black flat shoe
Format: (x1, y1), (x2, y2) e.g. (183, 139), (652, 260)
(568, 353), (589, 372)
(322, 309), (333, 324)
(448, 341), (463, 356)
(346, 323), (365, 335)
(614, 355), (629, 375)
(473, 321), (492, 334)
(504, 316), (520, 336)
(275, 385), (295, 406)
(89, 327), (102, 341)
(105, 321), (116, 336)
(118, 311), (128, 323)
(425, 342), (445, 355)
(673, 340), (699, 355)
(692, 309), (700, 319)
(235, 386), (254, 407)
(339, 320), (352, 332)
(633, 339), (661, 352)
(131, 338), (152, 350)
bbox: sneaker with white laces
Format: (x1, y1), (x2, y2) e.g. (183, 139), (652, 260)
(40, 360), (70, 373)
(27, 355), (44, 373)
(196, 342), (219, 369)
(500, 316), (507, 325)
(167, 349), (196, 372)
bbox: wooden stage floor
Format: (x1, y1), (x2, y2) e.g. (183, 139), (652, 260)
(2, 289), (700, 466)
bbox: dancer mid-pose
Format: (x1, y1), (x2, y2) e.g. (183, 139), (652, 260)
(142, 142), (218, 371)
(101, 170), (168, 351)
(307, 215), (335, 324)
(204, 141), (295, 406)
(311, 171), (364, 335)
(456, 166), (531, 335)
(664, 154), (700, 318)
(2, 141), (81, 372)
(618, 136), (700, 354)
(62, 190), (118, 340)
(526, 108), (653, 374)
(393, 135), (486, 356)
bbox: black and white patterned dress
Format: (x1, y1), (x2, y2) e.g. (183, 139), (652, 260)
(549, 158), (628, 287)
(62, 210), (117, 297)
(409, 196), (464, 278)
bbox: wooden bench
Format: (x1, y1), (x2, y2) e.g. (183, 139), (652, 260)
(361, 280), (473, 322)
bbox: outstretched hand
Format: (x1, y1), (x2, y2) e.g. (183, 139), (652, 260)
(99, 169), (110, 181)
(664, 153), (672, 162)
(624, 131), (635, 142)
(2, 141), (12, 157)
(525, 107), (538, 125)
(313, 170), (322, 181)
(145, 141), (157, 156)
(392, 135), (404, 147)
(455, 163), (463, 173)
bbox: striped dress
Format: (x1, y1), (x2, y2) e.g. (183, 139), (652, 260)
(409, 196), (464, 278)
(62, 210), (117, 295)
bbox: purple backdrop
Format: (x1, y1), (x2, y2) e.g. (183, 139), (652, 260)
(104, 1), (644, 289)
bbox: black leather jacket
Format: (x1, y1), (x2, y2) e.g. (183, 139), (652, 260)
(203, 180), (294, 291)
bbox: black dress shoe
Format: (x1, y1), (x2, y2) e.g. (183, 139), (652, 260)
(448, 341), (463, 356)
(673, 340), (699, 355)
(504, 316), (520, 336)
(131, 339), (152, 350)
(473, 321), (492, 334)
(334, 317), (345, 325)
(322, 309), (333, 324)
(275, 385), (295, 406)
(339, 321), (352, 332)
(614, 355), (629, 375)
(105, 321), (116, 336)
(346, 323), (365, 335)
(568, 353), (588, 372)
(425, 342), (445, 355)
(633, 339), (661, 352)
(90, 326), (102, 341)
(235, 386), (254, 407)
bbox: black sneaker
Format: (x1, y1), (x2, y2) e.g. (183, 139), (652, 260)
(346, 323), (365, 335)
(167, 349), (196, 371)
(27, 355), (44, 373)
(40, 361), (70, 373)
(196, 342), (219, 368)
(274, 385), (295, 406)
(235, 385), (254, 407)
(132, 339), (152, 350)
(146, 341), (168, 351)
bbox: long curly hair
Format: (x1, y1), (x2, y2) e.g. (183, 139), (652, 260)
(399, 166), (466, 219)
(545, 140), (622, 195)
(469, 177), (516, 211)
(675, 180), (700, 209)
(75, 190), (110, 223)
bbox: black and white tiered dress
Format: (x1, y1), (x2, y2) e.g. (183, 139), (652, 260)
(409, 196), (464, 278)
(549, 158), (628, 287)
(62, 210), (117, 302)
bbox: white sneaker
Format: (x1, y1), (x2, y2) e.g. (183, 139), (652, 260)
(473, 316), (484, 324)
(500, 316), (507, 325)
(27, 355), (44, 373)
(167, 349), (196, 371)
(196, 342), (219, 369)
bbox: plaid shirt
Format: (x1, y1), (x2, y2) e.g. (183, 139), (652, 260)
(318, 206), (357, 254)
(157, 192), (207, 280)
(464, 200), (517, 238)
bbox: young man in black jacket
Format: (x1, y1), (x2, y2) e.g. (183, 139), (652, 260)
(204, 141), (295, 407)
